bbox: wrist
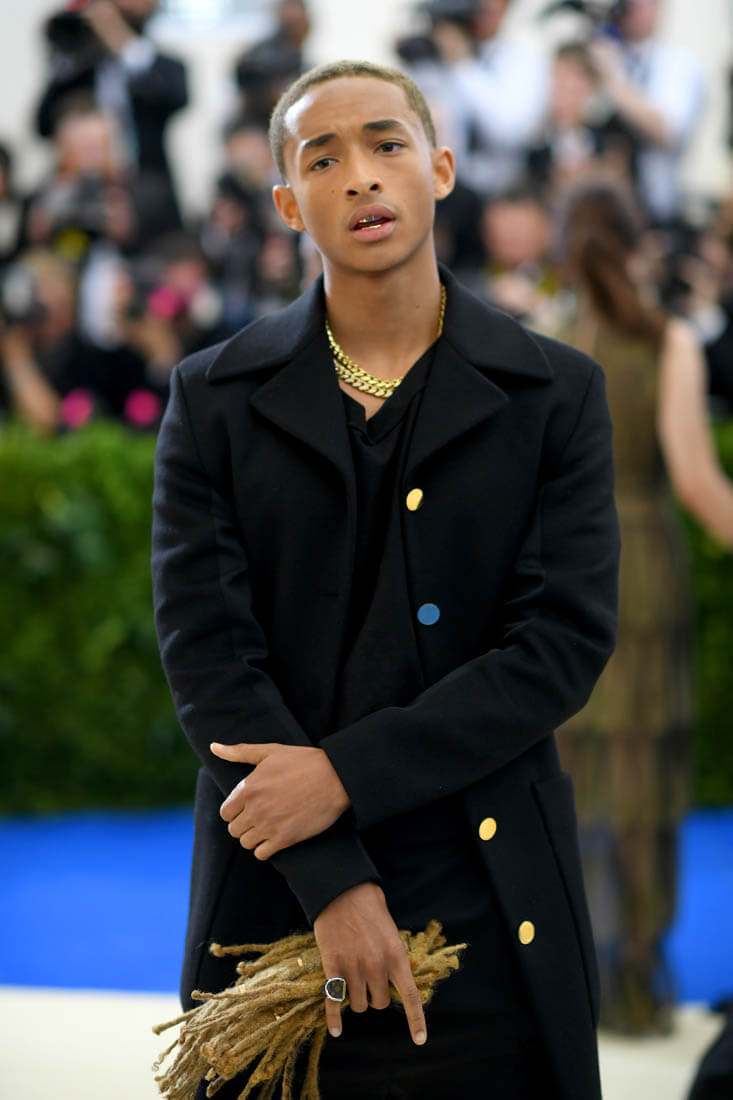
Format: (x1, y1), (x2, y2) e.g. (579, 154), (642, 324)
(325, 752), (351, 814)
(316, 879), (383, 921)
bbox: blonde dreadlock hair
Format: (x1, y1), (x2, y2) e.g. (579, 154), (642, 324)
(153, 921), (465, 1100)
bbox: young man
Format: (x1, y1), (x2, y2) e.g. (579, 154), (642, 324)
(152, 60), (619, 1099)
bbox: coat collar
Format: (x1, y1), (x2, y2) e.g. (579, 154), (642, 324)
(205, 265), (554, 385)
(205, 266), (553, 480)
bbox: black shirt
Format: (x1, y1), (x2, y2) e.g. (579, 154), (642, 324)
(333, 343), (535, 1032)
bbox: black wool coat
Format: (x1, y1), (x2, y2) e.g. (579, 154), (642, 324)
(151, 266), (620, 1100)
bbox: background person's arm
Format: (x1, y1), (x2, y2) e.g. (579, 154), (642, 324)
(657, 318), (733, 546)
(0, 325), (59, 433)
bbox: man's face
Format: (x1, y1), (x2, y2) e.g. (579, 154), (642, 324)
(272, 77), (454, 279)
(57, 113), (118, 178)
(617, 0), (660, 42)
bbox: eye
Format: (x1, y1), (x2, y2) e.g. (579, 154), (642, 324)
(377, 141), (405, 153)
(310, 156), (335, 172)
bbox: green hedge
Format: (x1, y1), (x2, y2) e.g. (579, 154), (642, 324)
(681, 422), (733, 805)
(1, 420), (732, 812)
(0, 423), (195, 811)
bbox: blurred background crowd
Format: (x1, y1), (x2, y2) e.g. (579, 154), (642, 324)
(1, 0), (733, 1080)
(0, 0), (731, 434)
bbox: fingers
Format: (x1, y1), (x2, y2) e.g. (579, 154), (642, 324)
(320, 964), (393, 1044)
(210, 741), (269, 766)
(251, 838), (278, 861)
(390, 953), (427, 1046)
(347, 970), (368, 1015)
(365, 968), (391, 1011)
(324, 991), (343, 1038)
(220, 777), (247, 823)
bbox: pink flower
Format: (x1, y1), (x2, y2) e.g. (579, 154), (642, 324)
(124, 388), (162, 427)
(61, 389), (95, 429)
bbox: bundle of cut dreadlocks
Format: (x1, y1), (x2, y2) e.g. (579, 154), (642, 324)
(153, 920), (465, 1100)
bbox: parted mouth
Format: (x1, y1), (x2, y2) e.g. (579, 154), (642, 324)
(348, 205), (396, 231)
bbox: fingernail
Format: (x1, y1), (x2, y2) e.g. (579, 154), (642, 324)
(415, 1030), (426, 1045)
(329, 1026), (341, 1038)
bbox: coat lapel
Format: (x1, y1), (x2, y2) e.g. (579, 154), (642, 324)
(406, 267), (554, 477)
(205, 267), (553, 488)
(248, 332), (354, 493)
(206, 277), (354, 494)
(406, 337), (509, 478)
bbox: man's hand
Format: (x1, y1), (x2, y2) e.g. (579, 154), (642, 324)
(314, 882), (427, 1046)
(81, 0), (137, 54)
(211, 741), (350, 859)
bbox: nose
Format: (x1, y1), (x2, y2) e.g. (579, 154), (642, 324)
(344, 152), (382, 197)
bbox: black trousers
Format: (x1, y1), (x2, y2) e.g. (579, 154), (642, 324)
(194, 1006), (557, 1099)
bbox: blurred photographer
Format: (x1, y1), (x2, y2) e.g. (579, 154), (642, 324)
(527, 42), (634, 201)
(0, 254), (65, 433)
(199, 121), (280, 330)
(35, 0), (188, 232)
(0, 248), (159, 433)
(25, 107), (136, 259)
(115, 232), (232, 389)
(570, 0), (706, 224)
(398, 0), (548, 198)
(233, 0), (311, 129)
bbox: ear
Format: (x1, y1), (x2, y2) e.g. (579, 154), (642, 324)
(432, 146), (455, 202)
(272, 184), (305, 233)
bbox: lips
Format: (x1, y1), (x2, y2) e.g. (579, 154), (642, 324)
(348, 205), (395, 232)
(348, 204), (396, 243)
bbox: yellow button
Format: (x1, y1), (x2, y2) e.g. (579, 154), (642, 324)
(478, 817), (497, 841)
(406, 488), (424, 512)
(518, 921), (535, 946)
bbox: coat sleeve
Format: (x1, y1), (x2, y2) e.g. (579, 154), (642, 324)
(151, 365), (380, 922)
(321, 362), (620, 829)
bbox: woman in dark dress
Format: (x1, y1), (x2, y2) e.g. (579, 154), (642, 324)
(550, 183), (733, 1033)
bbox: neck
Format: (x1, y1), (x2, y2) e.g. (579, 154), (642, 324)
(322, 253), (443, 381)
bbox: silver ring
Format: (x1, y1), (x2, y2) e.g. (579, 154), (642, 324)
(323, 977), (347, 1003)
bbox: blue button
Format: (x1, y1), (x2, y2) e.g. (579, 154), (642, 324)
(417, 603), (441, 626)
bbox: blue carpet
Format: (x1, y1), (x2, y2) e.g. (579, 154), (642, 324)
(1, 806), (731, 1001)
(0, 808), (192, 993)
(665, 808), (733, 1005)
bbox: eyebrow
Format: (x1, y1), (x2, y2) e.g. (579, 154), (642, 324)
(301, 132), (336, 154)
(299, 119), (409, 155)
(363, 119), (408, 135)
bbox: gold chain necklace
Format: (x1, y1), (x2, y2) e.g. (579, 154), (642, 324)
(326, 284), (446, 399)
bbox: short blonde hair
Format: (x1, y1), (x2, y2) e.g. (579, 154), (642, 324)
(268, 59), (437, 181)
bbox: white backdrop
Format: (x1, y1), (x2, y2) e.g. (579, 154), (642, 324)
(0, 0), (730, 215)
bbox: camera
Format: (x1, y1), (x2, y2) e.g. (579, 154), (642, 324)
(421, 0), (479, 25)
(235, 41), (303, 92)
(396, 0), (479, 65)
(44, 1), (102, 61)
(40, 173), (110, 240)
